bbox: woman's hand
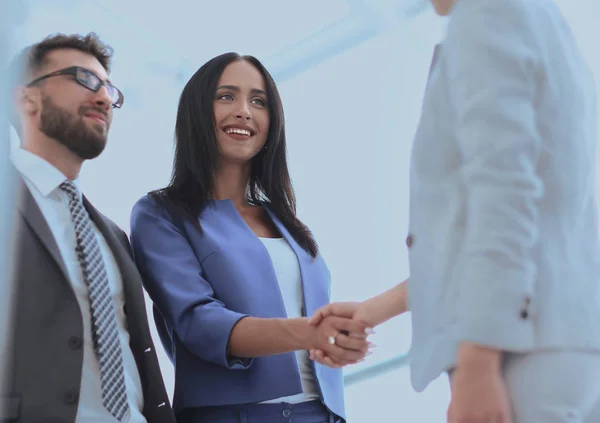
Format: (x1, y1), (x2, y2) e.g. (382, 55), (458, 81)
(306, 315), (371, 364)
(307, 302), (377, 368)
(308, 301), (382, 327)
(307, 280), (410, 368)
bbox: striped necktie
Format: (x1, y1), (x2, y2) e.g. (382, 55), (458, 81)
(60, 180), (130, 422)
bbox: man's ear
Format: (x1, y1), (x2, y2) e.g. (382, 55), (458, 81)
(14, 85), (39, 115)
(12, 86), (40, 130)
(10, 86), (39, 137)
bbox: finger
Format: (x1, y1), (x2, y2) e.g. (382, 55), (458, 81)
(324, 352), (364, 367)
(317, 357), (343, 369)
(315, 350), (351, 368)
(323, 356), (344, 368)
(327, 316), (372, 336)
(326, 302), (358, 319)
(311, 354), (329, 366)
(323, 341), (369, 362)
(310, 302), (360, 326)
(310, 349), (341, 368)
(315, 349), (357, 367)
(313, 349), (325, 360)
(314, 349), (333, 363)
(338, 329), (368, 340)
(332, 332), (370, 352)
(320, 317), (372, 360)
(346, 331), (369, 340)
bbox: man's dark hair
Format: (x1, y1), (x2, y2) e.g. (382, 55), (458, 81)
(7, 32), (113, 134)
(11, 32), (113, 85)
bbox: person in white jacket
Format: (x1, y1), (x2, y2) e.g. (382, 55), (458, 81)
(310, 1), (600, 422)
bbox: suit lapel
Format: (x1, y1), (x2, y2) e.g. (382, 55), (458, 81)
(16, 176), (70, 281)
(83, 197), (154, 401)
(82, 197), (147, 323)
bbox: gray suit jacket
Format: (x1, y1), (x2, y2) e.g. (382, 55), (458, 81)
(2, 174), (176, 423)
(407, 0), (600, 392)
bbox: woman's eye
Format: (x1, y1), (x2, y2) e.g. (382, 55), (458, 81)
(218, 93), (234, 101)
(251, 98), (266, 107)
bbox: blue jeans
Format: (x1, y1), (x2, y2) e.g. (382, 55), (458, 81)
(176, 400), (343, 423)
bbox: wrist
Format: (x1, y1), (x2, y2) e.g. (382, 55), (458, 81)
(370, 281), (408, 325)
(457, 343), (503, 371)
(399, 280), (409, 312)
(364, 296), (391, 326)
(282, 317), (315, 350)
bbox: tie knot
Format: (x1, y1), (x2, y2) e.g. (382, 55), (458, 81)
(60, 180), (79, 198)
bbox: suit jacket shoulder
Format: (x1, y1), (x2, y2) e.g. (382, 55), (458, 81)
(4, 186), (176, 423)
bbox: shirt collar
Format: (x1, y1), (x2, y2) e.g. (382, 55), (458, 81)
(11, 147), (82, 198)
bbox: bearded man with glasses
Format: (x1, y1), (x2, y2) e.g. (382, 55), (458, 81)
(3, 32), (175, 423)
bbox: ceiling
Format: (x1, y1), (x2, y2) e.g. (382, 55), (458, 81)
(11, 0), (428, 97)
(6, 0), (600, 231)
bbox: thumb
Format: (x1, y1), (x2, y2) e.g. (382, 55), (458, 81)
(308, 305), (331, 325)
(328, 302), (359, 319)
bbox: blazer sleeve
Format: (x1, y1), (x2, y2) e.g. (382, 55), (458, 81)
(130, 195), (252, 369)
(445, 0), (543, 348)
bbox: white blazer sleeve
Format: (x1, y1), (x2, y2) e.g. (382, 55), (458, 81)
(445, 0), (544, 347)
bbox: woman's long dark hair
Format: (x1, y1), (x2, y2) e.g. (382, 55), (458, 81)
(150, 52), (318, 257)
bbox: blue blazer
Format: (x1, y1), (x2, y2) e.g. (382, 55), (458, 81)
(129, 196), (345, 419)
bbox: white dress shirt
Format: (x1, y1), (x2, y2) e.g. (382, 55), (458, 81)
(258, 237), (320, 404)
(11, 148), (147, 423)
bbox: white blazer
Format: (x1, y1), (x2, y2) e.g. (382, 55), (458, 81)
(407, 0), (600, 392)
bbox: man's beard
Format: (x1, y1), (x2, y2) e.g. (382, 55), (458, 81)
(39, 95), (109, 160)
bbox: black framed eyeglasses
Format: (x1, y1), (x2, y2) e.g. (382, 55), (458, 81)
(26, 66), (124, 108)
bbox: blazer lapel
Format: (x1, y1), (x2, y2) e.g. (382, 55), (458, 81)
(263, 205), (322, 316)
(16, 176), (70, 281)
(263, 206), (306, 263)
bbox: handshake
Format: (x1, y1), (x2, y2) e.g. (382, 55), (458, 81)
(305, 279), (409, 369)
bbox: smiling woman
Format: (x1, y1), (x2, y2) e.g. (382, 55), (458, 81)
(129, 52), (373, 423)
(213, 60), (270, 166)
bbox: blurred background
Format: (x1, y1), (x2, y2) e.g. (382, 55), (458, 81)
(3, 0), (600, 421)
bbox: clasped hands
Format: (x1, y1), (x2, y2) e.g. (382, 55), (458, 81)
(306, 301), (378, 369)
(305, 284), (515, 423)
(303, 309), (374, 366)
